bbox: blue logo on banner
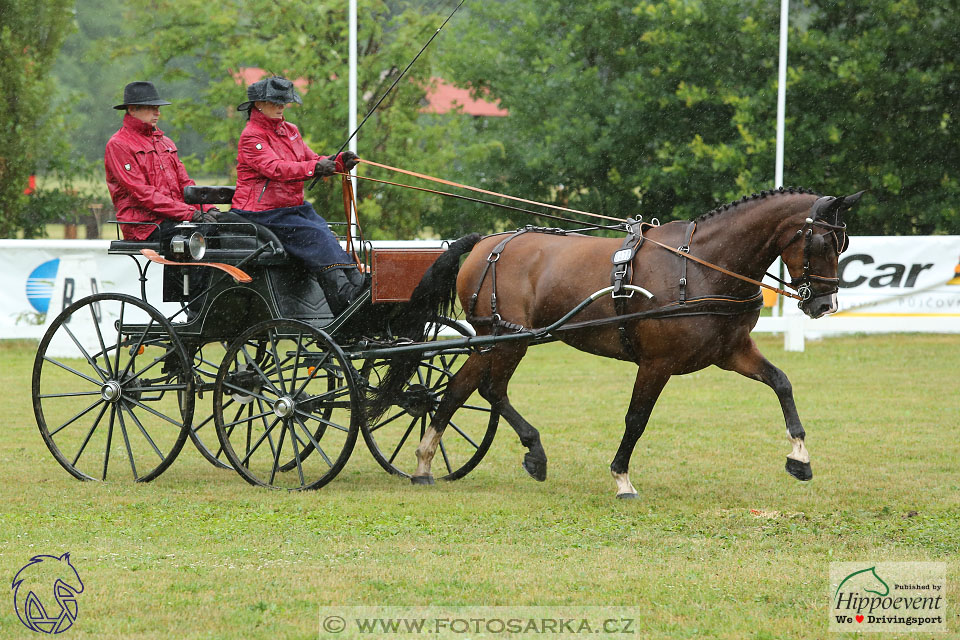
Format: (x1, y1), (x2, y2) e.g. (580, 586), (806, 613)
(11, 553), (84, 634)
(26, 259), (60, 313)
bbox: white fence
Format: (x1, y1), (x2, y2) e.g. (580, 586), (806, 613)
(2, 236), (957, 350)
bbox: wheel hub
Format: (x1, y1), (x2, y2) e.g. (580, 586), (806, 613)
(100, 380), (122, 403)
(400, 384), (437, 418)
(227, 365), (261, 405)
(273, 396), (296, 419)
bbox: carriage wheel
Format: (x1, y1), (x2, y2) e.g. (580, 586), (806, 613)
(185, 344), (232, 470)
(360, 318), (499, 480)
(213, 320), (359, 490)
(32, 293), (193, 482)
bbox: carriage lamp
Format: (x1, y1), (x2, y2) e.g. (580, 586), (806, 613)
(170, 230), (207, 261)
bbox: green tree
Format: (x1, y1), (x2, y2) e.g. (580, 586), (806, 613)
(433, 0), (783, 234)
(786, 0), (960, 234)
(435, 0), (960, 235)
(120, 0), (487, 239)
(51, 0), (150, 165)
(0, 0), (75, 237)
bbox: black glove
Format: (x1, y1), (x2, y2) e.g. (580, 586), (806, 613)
(315, 158), (337, 177)
(191, 209), (218, 224)
(337, 151), (360, 172)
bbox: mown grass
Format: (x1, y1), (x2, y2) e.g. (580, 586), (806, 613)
(1, 334), (958, 639)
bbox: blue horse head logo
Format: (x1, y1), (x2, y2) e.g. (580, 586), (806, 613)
(11, 553), (84, 634)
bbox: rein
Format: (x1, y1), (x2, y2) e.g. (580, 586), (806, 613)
(643, 235), (805, 301)
(357, 159), (625, 224)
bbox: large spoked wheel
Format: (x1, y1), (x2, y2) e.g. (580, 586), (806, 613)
(32, 293), (194, 482)
(213, 320), (359, 490)
(186, 343), (232, 470)
(360, 318), (498, 480)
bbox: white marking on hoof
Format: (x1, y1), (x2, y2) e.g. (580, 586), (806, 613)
(786, 430), (810, 464)
(414, 426), (442, 477)
(611, 470), (636, 497)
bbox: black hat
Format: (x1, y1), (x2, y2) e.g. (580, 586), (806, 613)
(113, 81), (172, 110)
(237, 77), (303, 111)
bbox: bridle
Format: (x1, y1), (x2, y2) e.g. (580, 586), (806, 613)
(769, 196), (849, 303)
(643, 196), (848, 304)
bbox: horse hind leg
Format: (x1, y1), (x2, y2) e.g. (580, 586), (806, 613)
(723, 340), (813, 481)
(411, 350), (488, 485)
(476, 343), (546, 481)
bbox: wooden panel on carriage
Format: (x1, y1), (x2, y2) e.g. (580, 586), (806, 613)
(370, 248), (445, 303)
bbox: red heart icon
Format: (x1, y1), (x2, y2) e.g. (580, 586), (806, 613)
(856, 615), (864, 623)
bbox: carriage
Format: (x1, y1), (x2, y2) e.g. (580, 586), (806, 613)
(31, 177), (863, 497)
(31, 184), (505, 490)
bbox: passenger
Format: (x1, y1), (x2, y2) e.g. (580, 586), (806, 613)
(104, 81), (219, 243)
(104, 81), (218, 318)
(231, 76), (364, 314)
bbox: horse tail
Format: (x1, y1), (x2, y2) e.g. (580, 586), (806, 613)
(365, 233), (482, 425)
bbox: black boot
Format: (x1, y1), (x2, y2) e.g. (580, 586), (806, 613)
(318, 267), (367, 315)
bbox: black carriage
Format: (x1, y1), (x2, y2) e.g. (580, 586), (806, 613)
(31, 186), (498, 490)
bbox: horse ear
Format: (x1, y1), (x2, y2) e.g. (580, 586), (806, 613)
(841, 190), (865, 212)
(59, 552), (71, 562)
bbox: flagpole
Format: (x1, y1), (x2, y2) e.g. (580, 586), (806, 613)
(348, 0), (358, 237)
(774, 0), (789, 321)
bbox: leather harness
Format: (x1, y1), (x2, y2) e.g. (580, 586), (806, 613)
(464, 222), (763, 355)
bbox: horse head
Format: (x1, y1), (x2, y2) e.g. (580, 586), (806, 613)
(781, 191), (864, 318)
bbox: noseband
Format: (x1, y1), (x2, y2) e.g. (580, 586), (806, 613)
(777, 197), (848, 302)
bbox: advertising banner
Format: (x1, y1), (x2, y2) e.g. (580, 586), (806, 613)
(2, 236), (958, 340)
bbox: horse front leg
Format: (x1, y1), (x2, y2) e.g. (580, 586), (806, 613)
(723, 339), (812, 481)
(610, 368), (669, 499)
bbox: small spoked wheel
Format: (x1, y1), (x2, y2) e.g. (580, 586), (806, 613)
(360, 318), (498, 480)
(213, 319), (359, 490)
(32, 293), (194, 482)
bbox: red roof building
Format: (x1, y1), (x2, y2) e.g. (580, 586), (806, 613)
(421, 77), (508, 116)
(233, 69), (506, 117)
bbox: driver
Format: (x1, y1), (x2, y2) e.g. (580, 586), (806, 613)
(231, 76), (364, 314)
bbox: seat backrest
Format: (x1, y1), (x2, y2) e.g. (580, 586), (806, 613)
(183, 185), (236, 205)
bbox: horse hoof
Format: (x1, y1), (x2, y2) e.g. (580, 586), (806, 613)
(785, 457), (813, 481)
(522, 455), (547, 482)
(616, 492), (639, 500)
(410, 475), (435, 486)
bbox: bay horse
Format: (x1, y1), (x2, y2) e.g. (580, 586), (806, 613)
(374, 187), (862, 498)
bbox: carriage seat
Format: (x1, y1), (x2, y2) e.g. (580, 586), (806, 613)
(106, 186), (285, 264)
(183, 185), (236, 206)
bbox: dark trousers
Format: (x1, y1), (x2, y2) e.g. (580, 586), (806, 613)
(232, 203), (353, 273)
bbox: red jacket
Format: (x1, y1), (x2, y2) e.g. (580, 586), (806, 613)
(232, 109), (330, 211)
(104, 114), (197, 241)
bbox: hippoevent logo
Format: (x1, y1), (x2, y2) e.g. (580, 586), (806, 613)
(11, 553), (84, 634)
(830, 562), (946, 633)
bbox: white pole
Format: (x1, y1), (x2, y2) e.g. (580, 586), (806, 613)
(348, 0), (358, 238)
(775, 0), (789, 190)
(775, 0), (803, 351)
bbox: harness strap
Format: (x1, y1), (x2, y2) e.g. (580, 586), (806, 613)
(610, 219), (646, 361)
(546, 291), (765, 334)
(468, 227), (568, 335)
(677, 221), (696, 304)
(647, 236), (804, 301)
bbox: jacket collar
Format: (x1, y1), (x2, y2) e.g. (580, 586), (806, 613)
(122, 113), (163, 138)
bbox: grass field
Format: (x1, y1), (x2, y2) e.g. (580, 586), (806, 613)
(1, 333), (958, 639)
